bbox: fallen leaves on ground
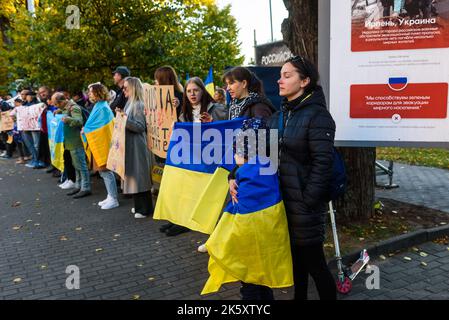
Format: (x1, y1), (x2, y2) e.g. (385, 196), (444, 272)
(59, 236), (68, 241)
(12, 225), (22, 231)
(13, 277), (22, 283)
(132, 295), (140, 300)
(11, 201), (21, 207)
(95, 248), (103, 252)
(404, 256), (412, 261)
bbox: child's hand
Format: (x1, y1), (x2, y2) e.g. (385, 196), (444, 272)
(229, 179), (238, 204)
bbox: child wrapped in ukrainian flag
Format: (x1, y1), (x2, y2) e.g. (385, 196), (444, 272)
(202, 118), (294, 299)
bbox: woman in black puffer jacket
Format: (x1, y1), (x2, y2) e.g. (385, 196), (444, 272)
(268, 56), (337, 300)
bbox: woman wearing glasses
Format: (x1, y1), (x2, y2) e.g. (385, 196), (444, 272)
(271, 56), (337, 300)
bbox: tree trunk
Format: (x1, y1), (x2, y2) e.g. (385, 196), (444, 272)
(282, 0), (375, 220)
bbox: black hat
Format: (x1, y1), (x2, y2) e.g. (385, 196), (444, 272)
(112, 66), (131, 78)
(234, 117), (269, 159)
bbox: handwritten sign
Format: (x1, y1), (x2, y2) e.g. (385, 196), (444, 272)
(106, 113), (127, 180)
(143, 84), (177, 158)
(16, 103), (45, 131)
(0, 111), (14, 132)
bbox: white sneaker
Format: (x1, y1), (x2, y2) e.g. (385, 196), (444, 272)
(0, 151), (6, 157)
(131, 208), (135, 214)
(134, 213), (147, 219)
(197, 244), (208, 253)
(61, 180), (76, 189)
(98, 195), (112, 206)
(101, 198), (119, 210)
(58, 180), (69, 189)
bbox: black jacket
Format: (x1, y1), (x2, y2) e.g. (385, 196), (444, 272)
(268, 87), (336, 247)
(110, 87), (128, 113)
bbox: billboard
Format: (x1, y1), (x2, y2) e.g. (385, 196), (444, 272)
(327, 0), (449, 147)
(255, 41), (294, 67)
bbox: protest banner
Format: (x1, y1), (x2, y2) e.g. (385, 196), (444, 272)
(16, 103), (45, 131)
(0, 111), (14, 132)
(106, 113), (127, 180)
(143, 84), (177, 158)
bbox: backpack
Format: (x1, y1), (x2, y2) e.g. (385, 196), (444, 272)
(278, 111), (347, 202)
(328, 147), (347, 201)
(80, 106), (91, 125)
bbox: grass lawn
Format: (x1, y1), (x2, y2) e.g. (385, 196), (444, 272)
(377, 147), (449, 169)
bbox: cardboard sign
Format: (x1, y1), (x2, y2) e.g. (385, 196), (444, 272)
(106, 113), (127, 180)
(16, 103), (45, 131)
(143, 84), (177, 158)
(0, 111), (14, 132)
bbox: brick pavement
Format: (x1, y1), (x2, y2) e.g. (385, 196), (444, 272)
(1, 159), (449, 300)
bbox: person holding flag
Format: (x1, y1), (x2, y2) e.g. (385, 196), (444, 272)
(51, 92), (91, 199)
(202, 118), (294, 299)
(84, 83), (119, 210)
(159, 76), (228, 237)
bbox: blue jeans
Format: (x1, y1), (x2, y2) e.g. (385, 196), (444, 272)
(99, 170), (118, 199)
(70, 147), (91, 192)
(22, 131), (43, 166)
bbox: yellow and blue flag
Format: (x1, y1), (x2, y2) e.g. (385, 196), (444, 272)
(81, 101), (114, 167)
(47, 111), (65, 171)
(201, 157), (294, 295)
(204, 66), (215, 97)
(154, 118), (244, 234)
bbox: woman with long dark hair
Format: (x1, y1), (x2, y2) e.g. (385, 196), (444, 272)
(154, 66), (184, 118)
(223, 67), (275, 120)
(179, 77), (228, 123)
(269, 56), (337, 300)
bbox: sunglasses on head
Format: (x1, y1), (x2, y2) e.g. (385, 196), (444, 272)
(287, 55), (311, 77)
(288, 55), (306, 64)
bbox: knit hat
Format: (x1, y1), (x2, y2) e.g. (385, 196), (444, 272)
(234, 117), (269, 160)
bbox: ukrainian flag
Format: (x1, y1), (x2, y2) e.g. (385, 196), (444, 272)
(47, 111), (65, 171)
(201, 157), (294, 295)
(81, 101), (114, 167)
(204, 66), (215, 97)
(154, 118), (244, 234)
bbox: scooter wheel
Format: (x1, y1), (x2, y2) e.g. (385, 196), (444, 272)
(336, 277), (352, 294)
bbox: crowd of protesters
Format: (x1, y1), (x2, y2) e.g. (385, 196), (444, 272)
(0, 57), (338, 300)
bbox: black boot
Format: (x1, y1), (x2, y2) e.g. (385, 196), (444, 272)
(159, 222), (174, 233)
(67, 189), (80, 196)
(73, 190), (92, 199)
(166, 224), (190, 237)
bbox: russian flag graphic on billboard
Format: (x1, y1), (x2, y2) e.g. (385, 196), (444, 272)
(388, 77), (408, 91)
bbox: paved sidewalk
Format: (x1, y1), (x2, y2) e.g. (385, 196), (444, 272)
(339, 241), (449, 300)
(1, 159), (449, 300)
(376, 161), (449, 213)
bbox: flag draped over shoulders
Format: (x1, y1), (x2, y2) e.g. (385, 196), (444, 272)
(201, 158), (294, 295)
(81, 100), (114, 167)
